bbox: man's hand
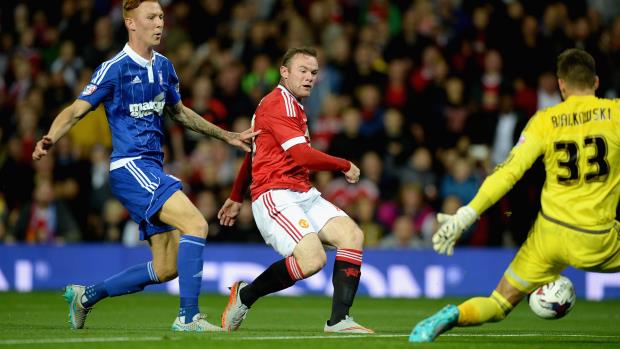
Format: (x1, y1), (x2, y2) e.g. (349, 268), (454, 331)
(432, 206), (478, 256)
(227, 128), (261, 152)
(32, 135), (54, 161)
(217, 199), (243, 226)
(343, 162), (360, 183)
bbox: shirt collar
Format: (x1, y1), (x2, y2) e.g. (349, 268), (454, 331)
(123, 43), (156, 67)
(277, 84), (304, 109)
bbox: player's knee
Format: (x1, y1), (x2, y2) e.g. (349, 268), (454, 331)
(186, 216), (208, 238)
(336, 225), (364, 249)
(154, 264), (178, 282)
(348, 226), (364, 249)
(299, 251), (327, 276)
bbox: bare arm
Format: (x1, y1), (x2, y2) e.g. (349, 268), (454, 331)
(165, 101), (259, 152)
(32, 99), (93, 160)
(165, 101), (231, 141)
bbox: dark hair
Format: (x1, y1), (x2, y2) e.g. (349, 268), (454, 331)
(556, 48), (596, 89)
(281, 47), (318, 68)
(123, 0), (159, 18)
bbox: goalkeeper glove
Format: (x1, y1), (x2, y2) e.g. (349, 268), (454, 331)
(432, 206), (478, 256)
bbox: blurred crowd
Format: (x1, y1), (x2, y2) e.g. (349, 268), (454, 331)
(1, 0), (619, 248)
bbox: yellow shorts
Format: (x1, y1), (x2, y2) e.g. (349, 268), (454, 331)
(504, 213), (620, 293)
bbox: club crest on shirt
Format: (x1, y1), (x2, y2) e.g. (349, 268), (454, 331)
(82, 83), (97, 96)
(298, 219), (309, 229)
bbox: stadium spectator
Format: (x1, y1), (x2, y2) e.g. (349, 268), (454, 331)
(11, 178), (80, 244)
(379, 215), (421, 249)
(31, 0), (257, 332)
(218, 47), (374, 334)
(0, 0), (617, 253)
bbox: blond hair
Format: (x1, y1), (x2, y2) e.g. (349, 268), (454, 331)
(123, 0), (159, 18)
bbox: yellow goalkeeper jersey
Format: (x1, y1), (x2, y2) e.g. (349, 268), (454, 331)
(470, 95), (620, 231)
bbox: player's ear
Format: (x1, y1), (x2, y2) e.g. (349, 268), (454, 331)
(280, 65), (289, 80)
(593, 76), (599, 91)
(124, 16), (135, 31)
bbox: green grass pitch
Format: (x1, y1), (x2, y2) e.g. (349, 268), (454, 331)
(1, 292), (619, 348)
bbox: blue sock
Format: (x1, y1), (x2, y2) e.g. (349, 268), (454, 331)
(178, 235), (205, 323)
(82, 261), (160, 307)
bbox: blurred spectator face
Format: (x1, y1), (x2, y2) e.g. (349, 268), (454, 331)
(422, 46), (440, 68)
(411, 147), (432, 171)
(249, 21), (269, 45)
(472, 6), (489, 30)
(321, 94), (341, 117)
(192, 76), (212, 100)
(452, 157), (472, 182)
(445, 77), (464, 104)
(401, 184), (423, 209)
(309, 1), (328, 27)
(356, 197), (376, 223)
(387, 59), (408, 83)
(573, 17), (590, 41)
(17, 105), (38, 137)
(483, 50), (502, 73)
(328, 35), (350, 63)
(522, 16), (538, 37)
(103, 199), (125, 226)
(281, 53), (318, 98)
(539, 72), (558, 94)
(14, 58), (31, 80)
(361, 152), (383, 182)
(357, 85), (380, 109)
(507, 1), (524, 20)
(218, 64), (243, 94)
(383, 109), (403, 135)
(232, 116), (251, 133)
(34, 180), (54, 207)
(94, 17), (112, 42)
(124, 1), (164, 48)
(252, 54), (271, 74)
(59, 41), (76, 61)
(393, 216), (414, 242)
(19, 28), (35, 48)
(441, 195), (462, 215)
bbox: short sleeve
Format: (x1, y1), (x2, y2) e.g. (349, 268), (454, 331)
(78, 62), (115, 108)
(166, 61), (181, 105)
(260, 99), (306, 150)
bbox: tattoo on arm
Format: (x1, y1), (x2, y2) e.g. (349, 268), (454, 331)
(167, 104), (230, 141)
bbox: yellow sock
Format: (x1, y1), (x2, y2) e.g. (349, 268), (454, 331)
(457, 291), (513, 326)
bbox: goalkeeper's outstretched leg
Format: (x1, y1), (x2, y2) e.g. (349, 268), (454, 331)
(409, 277), (523, 343)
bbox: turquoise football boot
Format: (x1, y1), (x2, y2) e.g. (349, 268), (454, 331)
(409, 304), (459, 343)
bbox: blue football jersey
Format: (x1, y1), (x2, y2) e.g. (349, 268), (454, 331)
(79, 44), (181, 164)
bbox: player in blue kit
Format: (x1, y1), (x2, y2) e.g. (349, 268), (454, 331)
(32, 0), (257, 332)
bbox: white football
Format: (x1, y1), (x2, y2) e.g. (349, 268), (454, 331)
(528, 275), (576, 319)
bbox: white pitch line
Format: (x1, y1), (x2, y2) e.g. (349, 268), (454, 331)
(217, 333), (620, 341)
(0, 336), (166, 346)
(216, 334), (406, 340)
(445, 333), (620, 339)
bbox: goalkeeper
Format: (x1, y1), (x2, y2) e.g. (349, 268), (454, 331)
(410, 48), (620, 343)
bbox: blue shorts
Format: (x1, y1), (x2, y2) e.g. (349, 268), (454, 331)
(109, 157), (182, 240)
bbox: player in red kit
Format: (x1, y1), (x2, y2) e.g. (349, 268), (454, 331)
(218, 47), (374, 334)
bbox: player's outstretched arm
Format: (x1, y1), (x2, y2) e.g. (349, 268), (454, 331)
(432, 206), (478, 256)
(286, 144), (354, 179)
(32, 99), (93, 161)
(166, 102), (259, 152)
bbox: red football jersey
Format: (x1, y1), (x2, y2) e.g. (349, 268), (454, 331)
(250, 85), (312, 200)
